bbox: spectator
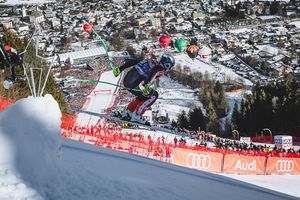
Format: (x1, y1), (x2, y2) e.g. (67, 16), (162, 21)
(174, 137), (178, 147)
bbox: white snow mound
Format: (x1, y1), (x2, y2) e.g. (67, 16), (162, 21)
(0, 94), (61, 200)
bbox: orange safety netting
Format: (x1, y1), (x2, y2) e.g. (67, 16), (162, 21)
(61, 125), (300, 175)
(0, 96), (15, 112)
(61, 125), (172, 162)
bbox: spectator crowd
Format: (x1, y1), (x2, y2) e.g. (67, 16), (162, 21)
(61, 124), (300, 158)
(55, 57), (125, 110)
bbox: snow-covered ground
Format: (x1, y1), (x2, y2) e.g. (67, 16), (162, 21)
(290, 21), (300, 29)
(256, 45), (280, 56)
(175, 54), (253, 86)
(1, 95), (299, 200)
(220, 90), (244, 126)
(229, 28), (254, 34)
(156, 76), (203, 122)
(224, 174), (300, 198)
(76, 70), (122, 126)
(156, 68), (250, 125)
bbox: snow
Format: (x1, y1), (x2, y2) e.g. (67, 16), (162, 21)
(54, 47), (107, 64)
(220, 90), (244, 126)
(230, 28), (253, 34)
(224, 174), (300, 198)
(199, 46), (212, 55)
(174, 54), (253, 86)
(256, 45), (279, 56)
(0, 94), (61, 200)
(218, 53), (235, 61)
(156, 76), (203, 122)
(257, 15), (283, 20)
(1, 95), (300, 199)
(290, 21), (300, 29)
(76, 70), (121, 126)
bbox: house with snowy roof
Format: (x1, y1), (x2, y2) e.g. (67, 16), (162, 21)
(30, 11), (45, 24)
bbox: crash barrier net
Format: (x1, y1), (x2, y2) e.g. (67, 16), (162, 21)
(0, 96), (15, 112)
(1, 97), (300, 175)
(61, 125), (300, 175)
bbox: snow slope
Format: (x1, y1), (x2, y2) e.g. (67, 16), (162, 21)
(224, 174), (300, 198)
(174, 54), (253, 86)
(156, 76), (203, 121)
(76, 70), (121, 126)
(1, 95), (300, 200)
(220, 90), (244, 126)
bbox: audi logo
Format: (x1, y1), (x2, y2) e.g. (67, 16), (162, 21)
(276, 160), (294, 172)
(186, 153), (211, 170)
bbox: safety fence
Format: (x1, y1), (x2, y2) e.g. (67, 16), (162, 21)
(0, 96), (15, 112)
(173, 148), (300, 175)
(61, 126), (172, 162)
(61, 126), (300, 175)
(251, 136), (274, 144)
(61, 113), (77, 130)
(1, 96), (300, 175)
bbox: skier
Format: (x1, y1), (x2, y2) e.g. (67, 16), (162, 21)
(112, 53), (175, 125)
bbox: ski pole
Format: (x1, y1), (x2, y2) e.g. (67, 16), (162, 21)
(75, 79), (144, 92)
(82, 19), (113, 69)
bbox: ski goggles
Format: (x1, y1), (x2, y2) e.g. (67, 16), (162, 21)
(163, 63), (173, 70)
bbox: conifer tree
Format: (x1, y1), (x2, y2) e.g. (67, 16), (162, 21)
(177, 110), (189, 129)
(188, 107), (206, 131)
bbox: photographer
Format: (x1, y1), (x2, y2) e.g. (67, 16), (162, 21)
(0, 44), (23, 89)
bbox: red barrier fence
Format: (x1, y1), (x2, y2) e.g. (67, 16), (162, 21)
(266, 157), (300, 175)
(223, 154), (266, 175)
(251, 136), (273, 144)
(61, 126), (173, 162)
(61, 125), (300, 175)
(172, 148), (300, 175)
(1, 96), (300, 175)
(0, 96), (15, 112)
(172, 148), (223, 173)
(61, 113), (76, 129)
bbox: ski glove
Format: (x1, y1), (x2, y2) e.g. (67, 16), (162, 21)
(143, 84), (152, 97)
(113, 67), (121, 77)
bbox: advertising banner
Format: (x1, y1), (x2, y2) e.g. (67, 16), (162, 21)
(266, 157), (300, 175)
(172, 148), (223, 173)
(240, 137), (251, 143)
(274, 135), (293, 150)
(223, 154), (266, 175)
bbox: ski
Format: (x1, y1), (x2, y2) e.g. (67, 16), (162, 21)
(76, 110), (181, 134)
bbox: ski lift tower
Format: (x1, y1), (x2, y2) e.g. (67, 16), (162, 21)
(23, 23), (54, 97)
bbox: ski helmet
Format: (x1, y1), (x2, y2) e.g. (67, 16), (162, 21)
(160, 53), (175, 70)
